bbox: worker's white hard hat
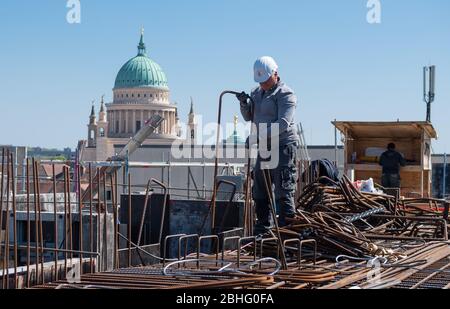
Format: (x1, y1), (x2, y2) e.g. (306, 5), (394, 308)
(254, 56), (278, 83)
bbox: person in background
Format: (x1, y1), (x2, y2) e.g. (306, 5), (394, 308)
(379, 143), (406, 189)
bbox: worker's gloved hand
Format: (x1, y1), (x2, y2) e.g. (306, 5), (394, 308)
(236, 91), (249, 106)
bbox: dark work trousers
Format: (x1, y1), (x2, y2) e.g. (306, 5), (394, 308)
(381, 173), (401, 189)
(253, 142), (299, 233)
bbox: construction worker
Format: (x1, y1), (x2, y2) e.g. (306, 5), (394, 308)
(379, 143), (406, 189)
(237, 56), (300, 235)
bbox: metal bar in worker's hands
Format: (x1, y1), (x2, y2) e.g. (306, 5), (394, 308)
(207, 91), (242, 233)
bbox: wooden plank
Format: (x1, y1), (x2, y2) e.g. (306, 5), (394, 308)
(349, 164), (422, 172)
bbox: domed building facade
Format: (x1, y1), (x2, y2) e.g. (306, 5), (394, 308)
(81, 30), (195, 162)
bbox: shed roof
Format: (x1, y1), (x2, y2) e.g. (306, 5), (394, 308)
(332, 121), (438, 139)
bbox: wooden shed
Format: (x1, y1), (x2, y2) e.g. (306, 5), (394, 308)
(333, 121), (438, 197)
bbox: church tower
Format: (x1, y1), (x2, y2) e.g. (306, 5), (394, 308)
(87, 102), (97, 147)
(187, 97), (197, 144)
(97, 95), (108, 139)
(95, 95), (113, 160)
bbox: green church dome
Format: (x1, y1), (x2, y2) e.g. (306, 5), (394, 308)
(114, 32), (169, 90)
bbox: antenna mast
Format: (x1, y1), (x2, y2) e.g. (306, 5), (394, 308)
(423, 65), (436, 123)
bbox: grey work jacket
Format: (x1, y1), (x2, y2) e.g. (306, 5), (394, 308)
(240, 81), (299, 145)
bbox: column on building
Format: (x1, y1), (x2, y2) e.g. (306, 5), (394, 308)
(119, 110), (123, 134)
(165, 111), (169, 134)
(111, 111), (115, 134)
(127, 110), (132, 133)
(170, 111), (174, 135)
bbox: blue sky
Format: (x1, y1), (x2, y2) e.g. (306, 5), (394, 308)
(0, 0), (449, 153)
